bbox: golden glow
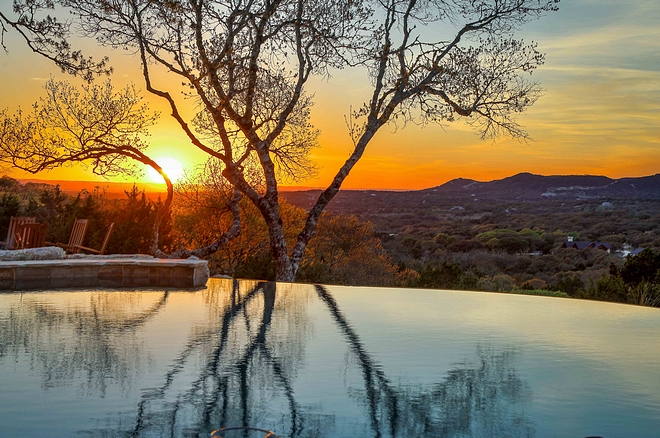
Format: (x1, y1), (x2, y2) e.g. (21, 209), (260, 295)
(148, 157), (185, 184)
(0, 1), (658, 190)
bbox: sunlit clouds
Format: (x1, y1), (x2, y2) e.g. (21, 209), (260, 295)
(298, 0), (660, 189)
(511, 0), (660, 180)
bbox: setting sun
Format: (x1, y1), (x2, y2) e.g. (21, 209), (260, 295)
(148, 157), (185, 184)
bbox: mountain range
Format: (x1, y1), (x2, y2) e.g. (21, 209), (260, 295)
(423, 172), (660, 200)
(282, 173), (660, 212)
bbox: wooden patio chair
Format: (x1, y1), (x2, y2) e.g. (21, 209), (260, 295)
(46, 219), (89, 254)
(72, 222), (114, 255)
(0, 216), (36, 249)
(13, 223), (48, 249)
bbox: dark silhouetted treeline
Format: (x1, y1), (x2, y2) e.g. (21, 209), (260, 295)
(0, 176), (170, 254)
(586, 249), (660, 306)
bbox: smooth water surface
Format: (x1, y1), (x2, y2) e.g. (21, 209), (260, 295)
(1, 279), (659, 437)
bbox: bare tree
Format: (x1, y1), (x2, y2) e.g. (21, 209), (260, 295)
(0, 79), (159, 185)
(0, 0), (559, 280)
(0, 78), (177, 250)
(0, 79), (242, 256)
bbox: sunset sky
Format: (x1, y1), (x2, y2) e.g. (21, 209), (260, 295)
(0, 0), (658, 190)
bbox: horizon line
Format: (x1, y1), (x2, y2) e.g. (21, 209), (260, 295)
(11, 171), (660, 193)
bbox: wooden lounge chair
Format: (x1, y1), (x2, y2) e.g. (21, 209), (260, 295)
(1, 216), (36, 249)
(46, 219), (89, 254)
(13, 223), (48, 249)
(72, 222), (114, 255)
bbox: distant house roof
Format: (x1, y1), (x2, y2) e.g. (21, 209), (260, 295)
(562, 241), (611, 251)
(562, 241), (593, 250)
(630, 247), (645, 256)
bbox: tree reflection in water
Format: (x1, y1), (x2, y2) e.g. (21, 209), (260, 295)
(0, 282), (534, 437)
(131, 280), (311, 437)
(314, 285), (534, 438)
(0, 290), (171, 396)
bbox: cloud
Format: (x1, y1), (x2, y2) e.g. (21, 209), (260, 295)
(542, 25), (660, 53)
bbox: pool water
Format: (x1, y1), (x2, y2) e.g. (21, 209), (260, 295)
(0, 279), (659, 437)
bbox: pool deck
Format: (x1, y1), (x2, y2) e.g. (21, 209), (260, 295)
(0, 256), (209, 290)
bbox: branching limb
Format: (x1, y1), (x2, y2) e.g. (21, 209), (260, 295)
(153, 188), (242, 259)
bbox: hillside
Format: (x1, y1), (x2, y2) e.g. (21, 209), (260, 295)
(282, 173), (660, 302)
(427, 173), (660, 200)
(282, 173), (660, 213)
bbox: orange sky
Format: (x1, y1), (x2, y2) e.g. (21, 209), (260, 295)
(0, 0), (658, 190)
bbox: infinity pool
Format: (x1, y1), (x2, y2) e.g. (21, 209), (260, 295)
(1, 279), (659, 437)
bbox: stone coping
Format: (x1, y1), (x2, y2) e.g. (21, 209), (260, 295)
(0, 257), (206, 268)
(67, 253), (155, 260)
(0, 246), (66, 261)
(0, 257), (209, 290)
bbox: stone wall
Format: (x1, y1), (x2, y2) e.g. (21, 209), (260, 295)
(0, 258), (209, 290)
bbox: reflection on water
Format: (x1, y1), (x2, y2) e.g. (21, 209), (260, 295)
(315, 286), (533, 438)
(0, 279), (659, 437)
(0, 290), (170, 396)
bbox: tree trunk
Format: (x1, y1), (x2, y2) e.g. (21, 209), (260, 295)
(263, 208), (296, 282)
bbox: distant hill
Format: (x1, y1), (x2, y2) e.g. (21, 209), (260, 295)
(426, 172), (660, 200)
(282, 173), (660, 212)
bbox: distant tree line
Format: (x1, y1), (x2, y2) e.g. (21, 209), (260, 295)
(586, 249), (660, 306)
(0, 176), (169, 254)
